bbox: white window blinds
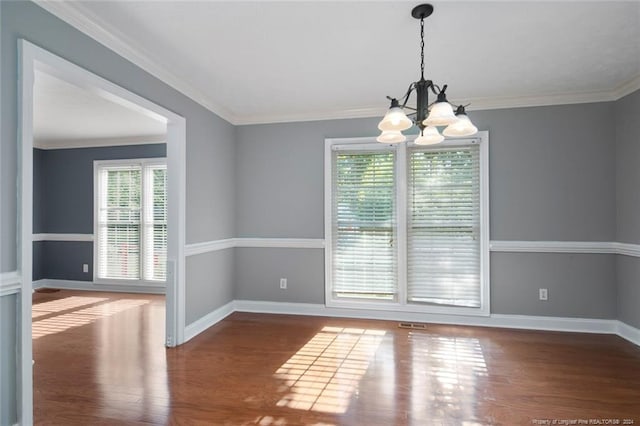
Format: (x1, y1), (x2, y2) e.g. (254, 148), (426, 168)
(143, 165), (167, 281)
(407, 145), (481, 307)
(331, 149), (397, 300)
(96, 160), (167, 283)
(97, 165), (141, 280)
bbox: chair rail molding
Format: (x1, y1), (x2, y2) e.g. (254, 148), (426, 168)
(0, 271), (22, 296)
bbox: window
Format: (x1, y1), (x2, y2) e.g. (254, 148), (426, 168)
(325, 134), (489, 315)
(94, 159), (167, 284)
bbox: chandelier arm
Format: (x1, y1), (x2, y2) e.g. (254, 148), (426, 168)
(399, 82), (417, 108)
(429, 83), (441, 95)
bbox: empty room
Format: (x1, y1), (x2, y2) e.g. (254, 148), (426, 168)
(1, 1), (639, 425)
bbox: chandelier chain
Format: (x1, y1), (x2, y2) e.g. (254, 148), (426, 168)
(420, 17), (425, 80)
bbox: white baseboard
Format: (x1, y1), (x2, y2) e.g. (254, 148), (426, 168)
(33, 279), (166, 295)
(184, 300), (235, 343)
(617, 321), (640, 347)
(230, 300), (639, 347)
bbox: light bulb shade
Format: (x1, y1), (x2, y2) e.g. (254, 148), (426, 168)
(377, 130), (407, 144)
(414, 126), (444, 145)
(423, 101), (457, 126)
(378, 106), (412, 132)
(442, 113), (478, 137)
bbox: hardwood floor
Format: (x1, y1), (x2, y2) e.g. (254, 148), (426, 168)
(33, 290), (640, 425)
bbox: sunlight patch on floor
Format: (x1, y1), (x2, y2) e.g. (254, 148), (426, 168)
(32, 299), (149, 339)
(274, 326), (386, 414)
(32, 296), (108, 319)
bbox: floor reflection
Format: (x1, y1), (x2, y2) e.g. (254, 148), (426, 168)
(97, 296), (169, 420)
(33, 296), (148, 339)
(409, 332), (488, 422)
(274, 326), (386, 414)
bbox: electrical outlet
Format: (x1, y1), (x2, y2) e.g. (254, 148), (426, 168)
(83, 263), (89, 273)
(539, 288), (548, 301)
(280, 278), (287, 289)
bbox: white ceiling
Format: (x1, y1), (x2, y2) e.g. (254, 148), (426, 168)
(34, 70), (166, 149)
(40, 1), (640, 125)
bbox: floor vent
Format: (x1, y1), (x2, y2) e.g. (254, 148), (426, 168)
(398, 322), (427, 330)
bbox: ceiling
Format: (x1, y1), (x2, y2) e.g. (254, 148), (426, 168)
(39, 1), (640, 125)
(34, 70), (166, 149)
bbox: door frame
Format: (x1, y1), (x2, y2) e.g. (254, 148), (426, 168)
(17, 39), (187, 424)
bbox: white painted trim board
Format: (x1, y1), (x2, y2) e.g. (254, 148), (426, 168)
(33, 279), (166, 295)
(32, 233), (93, 242)
(184, 237), (640, 257)
(181, 300), (640, 348)
(184, 301), (235, 343)
(1, 271), (22, 296)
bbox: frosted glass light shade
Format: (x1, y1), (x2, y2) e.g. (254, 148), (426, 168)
(377, 130), (407, 144)
(423, 101), (457, 126)
(414, 126), (444, 145)
(378, 106), (412, 131)
(443, 113), (478, 137)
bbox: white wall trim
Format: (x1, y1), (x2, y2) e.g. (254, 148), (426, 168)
(617, 321), (640, 347)
(34, 2), (640, 127)
(234, 300), (618, 334)
(32, 233), (94, 242)
(0, 271), (22, 296)
(33, 1), (237, 125)
(490, 240), (640, 257)
(612, 242), (640, 258)
(182, 238), (640, 257)
(177, 300), (640, 348)
(185, 238), (236, 257)
(489, 240), (618, 254)
(184, 300), (236, 343)
(235, 238), (325, 249)
(184, 237), (325, 256)
(34, 134), (166, 150)
(33, 279), (166, 295)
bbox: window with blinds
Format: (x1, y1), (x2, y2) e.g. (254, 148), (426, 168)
(331, 149), (397, 301)
(407, 146), (481, 308)
(326, 136), (488, 314)
(95, 160), (167, 283)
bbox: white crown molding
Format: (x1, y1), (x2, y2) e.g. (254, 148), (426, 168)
(34, 2), (640, 127)
(185, 238), (236, 257)
(489, 240), (618, 254)
(34, 0), (238, 125)
(1, 271), (22, 296)
(184, 300), (235, 343)
(32, 233), (94, 242)
(612, 73), (640, 101)
(235, 238), (325, 249)
(34, 134), (166, 150)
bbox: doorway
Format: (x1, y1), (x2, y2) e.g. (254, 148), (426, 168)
(18, 40), (186, 424)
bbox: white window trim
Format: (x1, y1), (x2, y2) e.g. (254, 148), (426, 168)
(93, 157), (167, 287)
(324, 131), (490, 316)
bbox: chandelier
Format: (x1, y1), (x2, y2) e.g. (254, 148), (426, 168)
(377, 3), (478, 145)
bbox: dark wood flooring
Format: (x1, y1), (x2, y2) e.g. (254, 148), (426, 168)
(33, 290), (640, 425)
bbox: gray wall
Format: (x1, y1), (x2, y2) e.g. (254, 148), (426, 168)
(32, 144), (165, 282)
(1, 2), (236, 422)
(33, 145), (166, 234)
(615, 89), (640, 328)
(235, 103), (618, 313)
(0, 295), (17, 426)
